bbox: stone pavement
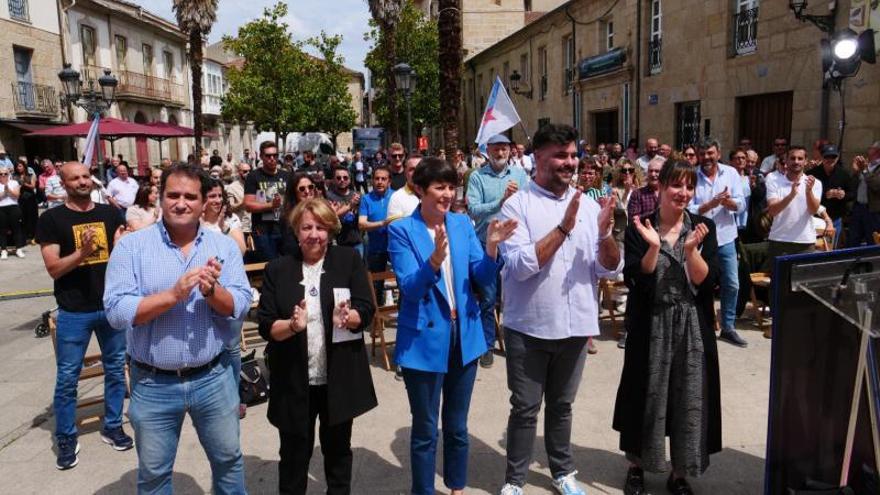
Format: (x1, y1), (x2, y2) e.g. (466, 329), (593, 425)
(0, 249), (770, 494)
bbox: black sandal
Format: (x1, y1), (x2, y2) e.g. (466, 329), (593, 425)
(624, 466), (646, 495)
(666, 473), (694, 494)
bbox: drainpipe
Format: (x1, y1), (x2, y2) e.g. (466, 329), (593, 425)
(634, 0), (642, 144)
(565, 8), (577, 130)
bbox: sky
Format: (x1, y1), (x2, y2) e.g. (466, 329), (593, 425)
(136, 0), (374, 79)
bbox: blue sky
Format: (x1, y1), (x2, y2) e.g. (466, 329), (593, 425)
(136, 0), (373, 78)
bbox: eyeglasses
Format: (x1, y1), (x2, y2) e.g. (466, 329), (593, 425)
(0, 173), (8, 176)
(390, 153), (405, 159)
(684, 152), (696, 157)
(733, 155), (747, 160)
(620, 168), (635, 174)
(335, 176), (350, 181)
(298, 184), (316, 192)
(262, 153), (279, 158)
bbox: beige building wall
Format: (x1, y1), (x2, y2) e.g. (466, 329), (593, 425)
(462, 0), (880, 161)
(337, 73), (366, 153)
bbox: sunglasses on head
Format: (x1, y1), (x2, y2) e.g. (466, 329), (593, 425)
(621, 168), (635, 174)
(298, 184), (316, 192)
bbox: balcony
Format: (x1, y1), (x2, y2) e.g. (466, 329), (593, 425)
(648, 37), (662, 74)
(733, 7), (759, 56)
(12, 82), (59, 118)
(203, 93), (223, 116)
(8, 0), (29, 22)
(82, 65), (186, 106)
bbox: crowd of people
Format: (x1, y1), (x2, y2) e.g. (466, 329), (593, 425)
(11, 125), (880, 495)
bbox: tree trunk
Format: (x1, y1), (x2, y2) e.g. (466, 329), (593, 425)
(438, 0), (462, 162)
(383, 22), (401, 145)
(190, 29), (204, 155)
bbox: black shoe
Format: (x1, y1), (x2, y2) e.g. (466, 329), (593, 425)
(56, 435), (80, 470)
(394, 365), (404, 381)
(479, 351), (494, 368)
(617, 332), (627, 349)
(666, 474), (694, 495)
(100, 426), (134, 451)
(718, 329), (748, 348)
(624, 466), (645, 495)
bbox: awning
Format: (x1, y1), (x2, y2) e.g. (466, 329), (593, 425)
(0, 120), (67, 133)
(578, 47), (627, 80)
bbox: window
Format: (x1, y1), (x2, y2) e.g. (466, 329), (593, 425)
(142, 44), (153, 76)
(524, 0), (532, 11)
(81, 25), (97, 67)
(734, 0), (759, 55)
(676, 101), (701, 150)
(13, 46), (34, 110)
(519, 53), (529, 81)
(477, 73), (484, 110)
(648, 0), (662, 74)
(163, 51), (173, 79)
(115, 35), (127, 71)
(503, 61), (510, 89)
(606, 21), (615, 51)
(538, 46), (547, 100)
(563, 35), (574, 94)
(8, 0), (29, 21)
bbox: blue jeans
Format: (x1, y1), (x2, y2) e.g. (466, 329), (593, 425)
(128, 355), (244, 495)
(717, 241), (740, 332)
(226, 322), (242, 389)
(253, 228), (283, 262)
(831, 217), (843, 249)
(402, 339), (478, 495)
(53, 309), (127, 440)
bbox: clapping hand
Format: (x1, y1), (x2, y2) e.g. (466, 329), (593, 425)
(502, 181), (518, 203)
(560, 190), (582, 233)
(788, 179), (800, 197)
(487, 218), (518, 245)
(199, 257), (222, 297)
(79, 227), (98, 258)
(333, 299), (361, 329)
(712, 187), (731, 209)
(171, 267), (204, 302)
(684, 223), (709, 254)
(290, 300), (307, 333)
(633, 215), (660, 248)
(429, 224), (449, 270)
(597, 195), (615, 237)
(805, 175), (816, 191)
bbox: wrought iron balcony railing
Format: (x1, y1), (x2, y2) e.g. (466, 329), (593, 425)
(734, 7), (759, 55)
(12, 82), (58, 116)
(648, 36), (662, 74)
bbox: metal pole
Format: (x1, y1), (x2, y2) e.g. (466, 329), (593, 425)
(406, 93), (413, 153)
(94, 109), (104, 180)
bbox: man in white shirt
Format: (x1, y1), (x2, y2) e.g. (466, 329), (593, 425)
(510, 143), (534, 175)
(759, 137), (788, 174)
(386, 155), (421, 221)
(766, 145), (822, 260)
(498, 123), (621, 495)
(106, 164), (139, 212)
(635, 137), (660, 172)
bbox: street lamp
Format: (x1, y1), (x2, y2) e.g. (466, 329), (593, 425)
(58, 63), (118, 176)
(508, 70), (533, 99)
(788, 0), (835, 34)
(393, 62), (417, 152)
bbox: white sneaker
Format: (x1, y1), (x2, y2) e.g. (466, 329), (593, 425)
(15, 248), (24, 258)
(551, 470), (586, 495)
(0, 250), (7, 260)
(499, 483), (524, 495)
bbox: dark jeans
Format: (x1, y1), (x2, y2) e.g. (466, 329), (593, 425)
(278, 385), (353, 495)
(476, 240), (500, 349)
(366, 252), (389, 306)
(503, 328), (588, 486)
(253, 226), (284, 262)
(402, 336), (478, 495)
(0, 204), (23, 250)
(18, 193), (38, 241)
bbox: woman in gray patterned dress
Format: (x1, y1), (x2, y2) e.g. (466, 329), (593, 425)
(613, 160), (722, 495)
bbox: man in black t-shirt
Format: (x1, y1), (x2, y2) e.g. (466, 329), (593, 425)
(35, 162), (131, 470)
(387, 142), (408, 190)
(324, 165), (363, 253)
(244, 141), (290, 261)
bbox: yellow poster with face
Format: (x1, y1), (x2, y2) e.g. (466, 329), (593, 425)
(850, 0), (880, 55)
(72, 222), (110, 266)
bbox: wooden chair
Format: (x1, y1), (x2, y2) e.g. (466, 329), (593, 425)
(367, 270), (398, 371)
(48, 316), (129, 426)
(749, 272), (772, 338)
(872, 231), (880, 245)
(816, 227), (833, 252)
(598, 278), (627, 337)
(241, 262), (267, 352)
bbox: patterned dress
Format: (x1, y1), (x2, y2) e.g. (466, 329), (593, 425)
(629, 214), (710, 476)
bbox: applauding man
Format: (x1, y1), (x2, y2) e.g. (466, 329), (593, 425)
(766, 145), (822, 259)
(104, 164), (252, 493)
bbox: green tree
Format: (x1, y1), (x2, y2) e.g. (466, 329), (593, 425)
(366, 0), (404, 142)
(172, 0), (218, 154)
(303, 32), (358, 147)
(365, 1), (439, 146)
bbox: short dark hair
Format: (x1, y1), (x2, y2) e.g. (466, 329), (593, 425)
(133, 183), (155, 209)
(532, 123), (578, 151)
(259, 140), (277, 155)
(412, 156), (458, 191)
(372, 166), (390, 177)
(697, 137), (720, 151)
(788, 145), (807, 156)
(160, 163), (210, 199)
(332, 165), (350, 176)
(658, 160), (698, 188)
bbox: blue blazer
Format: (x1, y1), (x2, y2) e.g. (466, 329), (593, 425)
(387, 209), (500, 372)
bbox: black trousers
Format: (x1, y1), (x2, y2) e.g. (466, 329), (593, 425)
(278, 385), (354, 495)
(18, 193), (37, 241)
(0, 204), (23, 250)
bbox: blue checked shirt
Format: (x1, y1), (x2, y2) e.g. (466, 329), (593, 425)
(104, 221), (252, 370)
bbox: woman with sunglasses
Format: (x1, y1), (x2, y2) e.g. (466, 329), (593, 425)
(682, 146), (698, 167)
(281, 172), (318, 255)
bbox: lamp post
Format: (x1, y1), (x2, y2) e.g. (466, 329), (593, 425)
(58, 63), (118, 177)
(788, 0), (836, 34)
(393, 62), (417, 153)
(508, 70), (533, 99)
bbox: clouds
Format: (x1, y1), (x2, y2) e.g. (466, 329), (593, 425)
(135, 0), (373, 74)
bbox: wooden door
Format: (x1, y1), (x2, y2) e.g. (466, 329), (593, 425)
(593, 110), (619, 145)
(738, 92), (792, 159)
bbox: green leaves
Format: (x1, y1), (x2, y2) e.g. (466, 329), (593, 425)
(221, 2), (357, 140)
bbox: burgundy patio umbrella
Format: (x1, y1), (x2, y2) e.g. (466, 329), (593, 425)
(143, 122), (190, 160)
(25, 117), (175, 158)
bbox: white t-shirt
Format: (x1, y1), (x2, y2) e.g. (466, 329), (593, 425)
(386, 186), (420, 220)
(107, 177), (139, 208)
(302, 258), (327, 385)
(760, 154), (783, 174)
(0, 179), (20, 207)
(767, 172), (823, 244)
(426, 226), (456, 314)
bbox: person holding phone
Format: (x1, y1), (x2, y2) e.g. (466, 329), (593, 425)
(257, 198), (377, 494)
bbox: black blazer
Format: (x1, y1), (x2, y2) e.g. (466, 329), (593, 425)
(612, 211), (723, 457)
(257, 246), (378, 432)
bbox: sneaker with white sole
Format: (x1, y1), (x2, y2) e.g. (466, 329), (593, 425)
(100, 426), (134, 451)
(499, 483), (524, 495)
(0, 250), (7, 260)
(15, 248), (25, 258)
(551, 470), (587, 495)
(56, 435), (80, 470)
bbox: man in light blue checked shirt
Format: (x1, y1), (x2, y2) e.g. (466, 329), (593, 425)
(466, 133), (528, 368)
(689, 138), (747, 348)
(104, 164), (251, 494)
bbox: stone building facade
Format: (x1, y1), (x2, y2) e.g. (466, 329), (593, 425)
(461, 0), (880, 161)
(0, 0), (67, 161)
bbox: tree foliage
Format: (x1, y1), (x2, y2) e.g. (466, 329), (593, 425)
(365, 1), (439, 140)
(222, 3), (357, 145)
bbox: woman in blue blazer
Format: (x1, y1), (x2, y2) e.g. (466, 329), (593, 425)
(388, 157), (517, 495)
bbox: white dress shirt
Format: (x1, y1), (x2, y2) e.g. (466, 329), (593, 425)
(688, 163), (745, 246)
